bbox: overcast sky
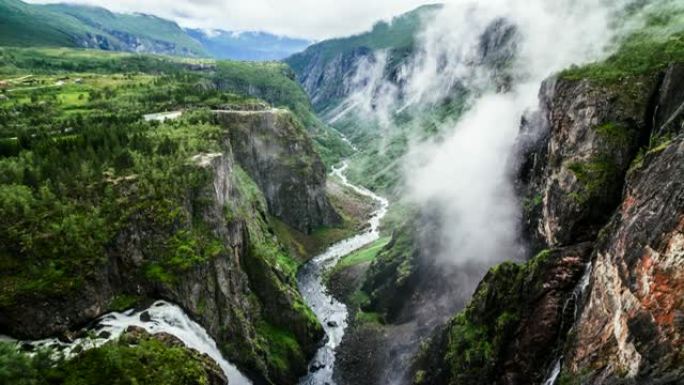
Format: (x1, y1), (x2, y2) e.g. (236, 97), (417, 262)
(25, 0), (436, 40)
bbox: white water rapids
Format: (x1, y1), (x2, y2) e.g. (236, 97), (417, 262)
(297, 160), (389, 385)
(4, 301), (251, 385)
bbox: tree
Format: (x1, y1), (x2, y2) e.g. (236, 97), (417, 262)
(114, 150), (135, 172)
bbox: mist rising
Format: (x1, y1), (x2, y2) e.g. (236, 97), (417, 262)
(334, 0), (646, 267)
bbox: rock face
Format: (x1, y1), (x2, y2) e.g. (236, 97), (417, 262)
(216, 109), (341, 233)
(0, 110), (329, 385)
(414, 61), (684, 385)
(520, 65), (684, 384)
(286, 13), (517, 115)
(562, 136), (684, 383)
(412, 244), (593, 385)
(288, 47), (374, 112)
(518, 74), (658, 251)
(654, 63), (684, 134)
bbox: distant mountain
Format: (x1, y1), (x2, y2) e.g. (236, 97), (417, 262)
(186, 29), (311, 61)
(44, 3), (206, 56)
(0, 0), (311, 60)
(285, 4), (443, 112)
(0, 0), (206, 56)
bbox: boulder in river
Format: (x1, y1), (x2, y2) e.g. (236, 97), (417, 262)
(139, 311), (151, 322)
(310, 361), (325, 372)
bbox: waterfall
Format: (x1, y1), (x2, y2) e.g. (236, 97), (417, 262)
(541, 260), (594, 385)
(543, 357), (563, 385)
(5, 301), (251, 385)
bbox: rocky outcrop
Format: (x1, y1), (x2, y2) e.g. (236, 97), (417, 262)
(518, 74), (659, 251)
(515, 64), (684, 385)
(216, 108), (341, 233)
(654, 63), (684, 134)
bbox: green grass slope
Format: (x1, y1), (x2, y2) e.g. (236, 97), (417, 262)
(44, 4), (206, 56)
(0, 0), (206, 57)
(0, 0), (92, 47)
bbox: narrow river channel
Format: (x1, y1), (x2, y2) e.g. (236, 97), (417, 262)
(297, 161), (389, 385)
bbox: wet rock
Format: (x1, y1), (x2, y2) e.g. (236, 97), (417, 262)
(97, 330), (111, 339)
(654, 63), (684, 134)
(139, 311), (151, 322)
(310, 361), (325, 372)
(326, 320), (338, 327)
(123, 325), (148, 341)
(20, 343), (34, 352)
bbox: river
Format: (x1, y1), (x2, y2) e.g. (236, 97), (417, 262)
(297, 161), (389, 385)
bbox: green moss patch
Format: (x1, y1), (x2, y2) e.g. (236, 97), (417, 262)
(567, 157), (621, 206)
(255, 322), (306, 374)
(439, 249), (552, 384)
(560, 30), (684, 84)
(0, 337), (215, 385)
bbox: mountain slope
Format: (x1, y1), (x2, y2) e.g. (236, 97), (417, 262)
(0, 0), (92, 47)
(44, 3), (206, 56)
(0, 0), (205, 56)
(187, 29), (311, 61)
(285, 4), (442, 113)
(412, 25), (684, 385)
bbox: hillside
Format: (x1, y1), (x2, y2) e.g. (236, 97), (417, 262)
(0, 0), (316, 60)
(0, 0), (206, 56)
(44, 3), (207, 56)
(0, 0), (92, 47)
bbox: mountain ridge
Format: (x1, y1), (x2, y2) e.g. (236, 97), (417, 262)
(0, 0), (312, 60)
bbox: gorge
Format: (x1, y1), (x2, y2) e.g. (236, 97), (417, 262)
(1, 1), (683, 385)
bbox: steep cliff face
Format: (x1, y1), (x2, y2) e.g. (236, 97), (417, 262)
(216, 109), (341, 233)
(413, 58), (684, 385)
(291, 46), (373, 112)
(284, 4), (443, 113)
(413, 244), (593, 385)
(518, 74), (658, 251)
(562, 135), (684, 384)
(0, 111), (329, 385)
